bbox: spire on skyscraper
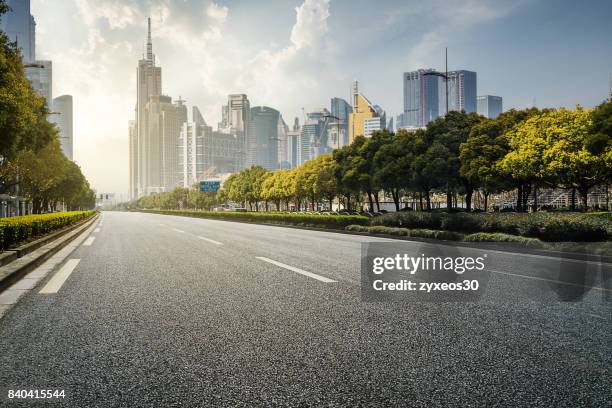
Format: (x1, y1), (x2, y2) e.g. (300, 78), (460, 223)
(146, 17), (154, 65)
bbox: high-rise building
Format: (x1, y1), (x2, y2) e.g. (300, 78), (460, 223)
(286, 117), (300, 168)
(179, 107), (242, 188)
(364, 117), (383, 137)
(477, 95), (503, 119)
(227, 94), (250, 132)
(1, 1), (55, 108)
(51, 95), (73, 160)
(218, 94), (249, 169)
(447, 70), (477, 114)
(247, 106), (280, 170)
(129, 18), (187, 196)
(329, 97), (352, 149)
(348, 81), (386, 142)
(193, 106), (206, 125)
(128, 120), (137, 201)
(299, 109), (333, 165)
(0, 0), (36, 62)
(132, 18), (163, 198)
(25, 60), (52, 106)
(162, 98), (187, 190)
(277, 115), (289, 167)
(400, 69), (441, 129)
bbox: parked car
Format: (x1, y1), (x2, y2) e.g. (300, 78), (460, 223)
(233, 208), (248, 212)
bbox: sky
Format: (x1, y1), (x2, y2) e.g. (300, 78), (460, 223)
(29, 0), (612, 197)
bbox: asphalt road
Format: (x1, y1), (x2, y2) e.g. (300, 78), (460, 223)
(0, 211), (610, 407)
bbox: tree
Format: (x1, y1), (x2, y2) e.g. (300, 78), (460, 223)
(460, 119), (511, 211)
(295, 159), (319, 210)
(373, 130), (414, 211)
(499, 107), (610, 211)
(422, 111), (483, 211)
(312, 154), (338, 210)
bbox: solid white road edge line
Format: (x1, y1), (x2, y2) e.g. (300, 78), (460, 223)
(172, 228), (185, 233)
(82, 237), (95, 246)
(197, 236), (223, 245)
(256, 257), (337, 283)
(39, 259), (81, 294)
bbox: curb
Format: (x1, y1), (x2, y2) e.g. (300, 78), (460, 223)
(136, 210), (611, 264)
(0, 214), (99, 293)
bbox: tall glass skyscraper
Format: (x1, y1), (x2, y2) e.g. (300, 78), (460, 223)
(446, 70), (477, 114)
(51, 95), (73, 160)
(400, 69), (441, 128)
(247, 106), (280, 170)
(0, 0), (36, 62)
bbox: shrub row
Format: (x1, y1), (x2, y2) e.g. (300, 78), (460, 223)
(372, 212), (610, 242)
(0, 211), (96, 251)
(141, 210), (371, 229)
(347, 225), (546, 248)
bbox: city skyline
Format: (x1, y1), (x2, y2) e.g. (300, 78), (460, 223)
(23, 0), (612, 196)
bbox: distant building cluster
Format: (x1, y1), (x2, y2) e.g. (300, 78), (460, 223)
(130, 20), (386, 201)
(127, 17), (508, 201)
(0, 0), (73, 160)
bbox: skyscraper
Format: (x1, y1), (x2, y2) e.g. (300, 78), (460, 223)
(26, 60), (52, 107)
(399, 69), (441, 129)
(247, 106), (280, 170)
(1, 1), (55, 109)
(447, 70), (477, 114)
(180, 107), (242, 188)
(348, 81), (385, 142)
(329, 97), (352, 148)
(477, 95), (503, 119)
(277, 115), (289, 166)
(132, 18), (163, 198)
(218, 94), (249, 170)
(286, 117), (300, 168)
(128, 120), (137, 201)
(51, 95), (73, 160)
(0, 0), (36, 62)
(227, 94), (250, 132)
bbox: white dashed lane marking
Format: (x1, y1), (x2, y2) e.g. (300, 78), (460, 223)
(256, 257), (337, 283)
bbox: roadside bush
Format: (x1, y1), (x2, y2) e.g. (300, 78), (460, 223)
(373, 211), (610, 242)
(0, 211), (96, 251)
(463, 232), (545, 248)
(141, 210), (370, 229)
(345, 225), (464, 241)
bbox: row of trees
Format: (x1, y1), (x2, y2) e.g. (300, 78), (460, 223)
(137, 187), (218, 210)
(0, 1), (95, 213)
(211, 104), (610, 213)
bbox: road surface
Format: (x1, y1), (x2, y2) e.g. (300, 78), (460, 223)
(0, 212), (610, 406)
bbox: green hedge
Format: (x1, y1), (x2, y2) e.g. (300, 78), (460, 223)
(140, 209), (371, 229)
(372, 212), (610, 242)
(463, 232), (545, 248)
(0, 211), (96, 251)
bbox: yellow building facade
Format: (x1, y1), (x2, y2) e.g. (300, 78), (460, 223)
(348, 93), (377, 143)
